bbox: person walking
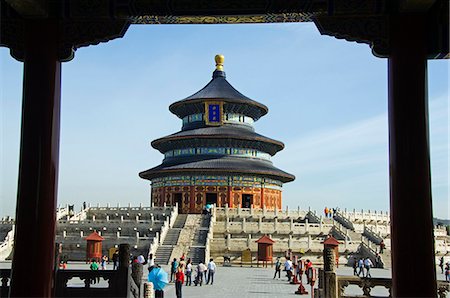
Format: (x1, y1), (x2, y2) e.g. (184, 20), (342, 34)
(175, 267), (184, 298)
(170, 258), (178, 283)
(90, 259), (100, 284)
(101, 255), (108, 270)
(185, 259), (192, 286)
(439, 256), (444, 274)
(364, 257), (373, 278)
(195, 262), (206, 286)
(273, 257), (281, 279)
(179, 256), (186, 270)
(445, 262), (450, 282)
(352, 257), (358, 275)
(148, 253), (155, 269)
(206, 258), (216, 285)
(112, 250), (119, 270)
(357, 258), (364, 277)
(379, 240), (385, 254)
(324, 207), (329, 218)
(284, 257), (293, 282)
(305, 259), (313, 284)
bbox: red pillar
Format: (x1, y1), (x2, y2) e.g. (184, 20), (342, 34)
(228, 186), (233, 208)
(10, 20), (61, 297)
(388, 14), (436, 297)
(260, 187), (265, 208)
(190, 186), (195, 212)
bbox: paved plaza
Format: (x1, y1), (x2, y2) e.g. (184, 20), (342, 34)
(1, 261), (449, 297)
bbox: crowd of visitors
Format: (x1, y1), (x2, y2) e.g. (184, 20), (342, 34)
(146, 254), (217, 298)
(324, 207), (338, 218)
(274, 250), (317, 287)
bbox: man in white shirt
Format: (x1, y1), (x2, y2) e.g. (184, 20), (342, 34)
(284, 257), (293, 282)
(364, 257), (373, 278)
(206, 258), (217, 285)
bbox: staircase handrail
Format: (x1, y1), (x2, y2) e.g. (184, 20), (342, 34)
(204, 207), (215, 264)
(363, 226), (383, 245)
(359, 240), (385, 268)
(169, 205), (178, 228)
(305, 211), (321, 224)
(56, 206), (69, 220)
(334, 211), (355, 231)
(0, 226), (14, 261)
(330, 225), (350, 241)
(159, 219), (170, 246)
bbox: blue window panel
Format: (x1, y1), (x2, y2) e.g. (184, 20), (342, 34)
(208, 104), (221, 123)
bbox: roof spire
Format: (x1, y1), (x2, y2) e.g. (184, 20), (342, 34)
(215, 54), (224, 71)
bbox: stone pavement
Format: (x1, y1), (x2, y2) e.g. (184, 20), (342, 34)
(160, 265), (399, 298)
(1, 261), (448, 297)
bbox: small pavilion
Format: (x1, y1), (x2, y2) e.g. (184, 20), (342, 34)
(85, 231), (104, 263)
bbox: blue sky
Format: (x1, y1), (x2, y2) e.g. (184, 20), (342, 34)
(1, 23), (448, 218)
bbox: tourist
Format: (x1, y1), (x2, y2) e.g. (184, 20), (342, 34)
(445, 262), (449, 282)
(112, 250), (119, 270)
(206, 258), (216, 285)
(137, 254), (146, 264)
(364, 257), (373, 278)
(439, 256), (444, 274)
(194, 261), (206, 286)
(352, 257), (358, 275)
(297, 258), (305, 283)
(328, 209), (333, 218)
(101, 255), (108, 270)
(357, 258), (364, 277)
(284, 257), (293, 282)
(175, 267), (185, 298)
(90, 259), (100, 284)
(273, 257), (281, 279)
(379, 240), (385, 254)
(148, 253), (155, 269)
(179, 256), (186, 270)
(376, 254), (383, 269)
(185, 258), (192, 286)
(324, 207), (329, 218)
(305, 259), (313, 284)
(170, 258), (178, 282)
(131, 256), (144, 287)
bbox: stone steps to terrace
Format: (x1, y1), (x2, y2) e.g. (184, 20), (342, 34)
(154, 214), (187, 265)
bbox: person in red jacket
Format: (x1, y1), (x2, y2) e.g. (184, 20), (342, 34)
(175, 267), (185, 298)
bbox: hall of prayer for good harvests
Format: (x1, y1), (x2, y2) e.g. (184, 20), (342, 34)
(139, 55), (295, 213)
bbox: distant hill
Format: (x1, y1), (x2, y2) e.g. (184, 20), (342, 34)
(434, 218), (450, 226)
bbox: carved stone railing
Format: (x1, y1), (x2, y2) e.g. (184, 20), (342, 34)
(0, 269), (11, 298)
(363, 226), (383, 245)
(338, 276), (392, 297)
(437, 281), (450, 298)
(330, 225), (349, 241)
(337, 276), (450, 298)
(0, 227), (14, 261)
(305, 211), (321, 224)
(334, 212), (355, 231)
(54, 269), (129, 297)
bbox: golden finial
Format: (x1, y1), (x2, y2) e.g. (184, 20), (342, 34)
(215, 54), (224, 71)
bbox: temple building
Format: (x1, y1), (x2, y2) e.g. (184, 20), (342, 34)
(139, 55), (295, 213)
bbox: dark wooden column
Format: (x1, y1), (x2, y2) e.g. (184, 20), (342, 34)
(10, 19), (61, 297)
(388, 14), (436, 297)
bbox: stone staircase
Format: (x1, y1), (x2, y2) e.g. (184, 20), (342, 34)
(172, 214), (188, 228)
(187, 215), (210, 264)
(154, 215), (187, 265)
